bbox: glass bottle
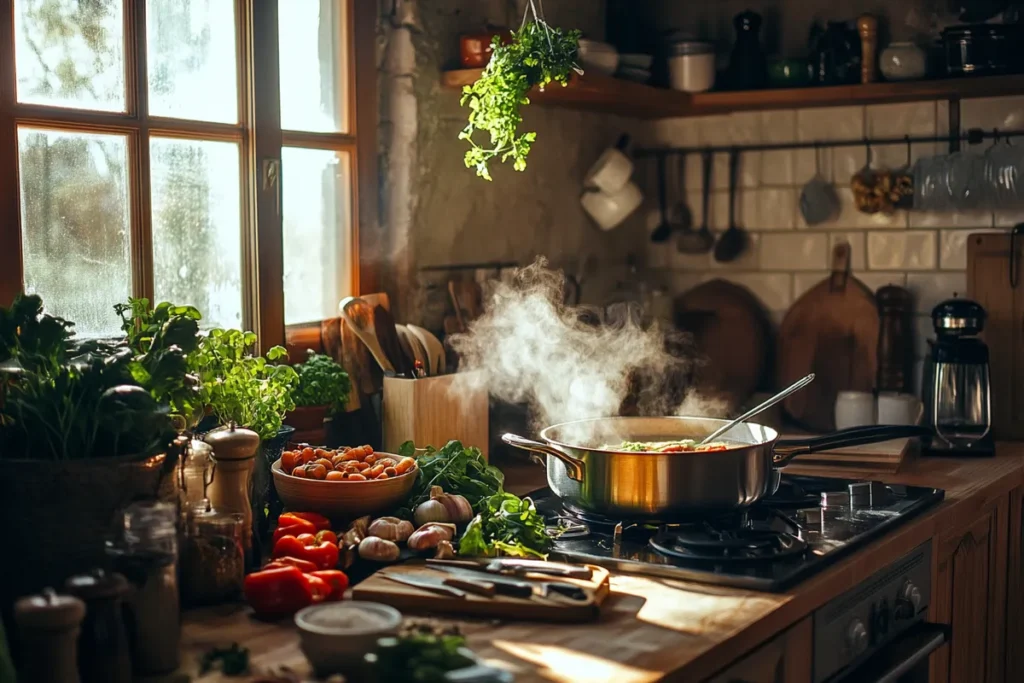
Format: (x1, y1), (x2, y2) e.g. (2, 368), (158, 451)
(178, 438), (215, 509)
(182, 503), (246, 606)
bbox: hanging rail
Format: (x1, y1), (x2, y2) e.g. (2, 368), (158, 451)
(634, 127), (1024, 157)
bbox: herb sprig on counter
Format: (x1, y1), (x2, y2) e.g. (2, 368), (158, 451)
(459, 18), (580, 180)
(459, 492), (552, 559)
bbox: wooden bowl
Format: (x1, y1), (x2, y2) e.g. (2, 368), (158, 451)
(271, 456), (417, 520)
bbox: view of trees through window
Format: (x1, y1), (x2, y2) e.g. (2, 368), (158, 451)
(4, 0), (358, 338)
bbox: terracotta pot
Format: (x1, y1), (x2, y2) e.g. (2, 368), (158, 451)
(460, 28), (511, 68)
(286, 405), (330, 432)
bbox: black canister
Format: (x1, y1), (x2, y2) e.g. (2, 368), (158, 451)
(64, 571), (133, 683)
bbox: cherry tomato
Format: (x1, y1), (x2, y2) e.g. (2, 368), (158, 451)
(291, 466), (309, 478)
(281, 450), (300, 472)
(314, 458), (333, 470)
(367, 464), (384, 478)
(326, 470), (345, 481)
(363, 453), (378, 465)
(383, 467), (397, 477)
(300, 447), (316, 464)
(307, 463), (327, 480)
(375, 473), (389, 480)
(347, 473), (367, 481)
(395, 457), (416, 475)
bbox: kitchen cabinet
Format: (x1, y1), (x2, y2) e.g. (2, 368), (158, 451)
(929, 495), (1009, 683)
(1006, 485), (1024, 682)
(706, 617), (812, 683)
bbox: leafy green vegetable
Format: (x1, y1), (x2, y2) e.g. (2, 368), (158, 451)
(400, 440), (504, 513)
(199, 643), (249, 676)
(459, 492), (552, 559)
(365, 627), (475, 683)
(460, 19), (580, 180)
(188, 329), (298, 440)
(293, 350), (351, 413)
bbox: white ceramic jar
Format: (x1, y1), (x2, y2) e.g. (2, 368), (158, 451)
(834, 391), (876, 430)
(880, 42), (927, 81)
(667, 40), (716, 93)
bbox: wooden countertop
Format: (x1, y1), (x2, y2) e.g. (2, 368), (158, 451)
(181, 445), (1024, 683)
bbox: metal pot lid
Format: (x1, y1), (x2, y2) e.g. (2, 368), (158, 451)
(931, 297), (985, 334)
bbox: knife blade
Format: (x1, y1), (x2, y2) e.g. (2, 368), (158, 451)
(379, 572), (496, 599)
(425, 558), (594, 580)
(427, 565), (588, 602)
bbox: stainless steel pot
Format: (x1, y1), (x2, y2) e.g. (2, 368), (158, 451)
(503, 416), (929, 518)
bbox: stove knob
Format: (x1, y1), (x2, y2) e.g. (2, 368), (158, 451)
(846, 618), (868, 656)
(900, 581), (922, 611)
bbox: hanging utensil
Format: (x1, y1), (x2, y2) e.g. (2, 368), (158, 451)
(800, 141), (839, 225)
(339, 297), (396, 374)
(713, 147), (748, 262)
(677, 149), (715, 253)
(698, 373), (816, 445)
(670, 151), (694, 242)
(650, 153), (673, 243)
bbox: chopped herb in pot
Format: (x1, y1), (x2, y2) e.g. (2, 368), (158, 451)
(460, 16), (581, 181)
(459, 492), (552, 559)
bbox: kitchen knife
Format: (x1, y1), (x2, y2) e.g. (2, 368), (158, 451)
(427, 565), (589, 602)
(426, 558), (594, 580)
(379, 572), (496, 599)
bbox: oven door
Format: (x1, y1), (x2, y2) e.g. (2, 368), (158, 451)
(830, 623), (949, 683)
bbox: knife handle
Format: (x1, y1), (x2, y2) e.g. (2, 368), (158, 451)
(443, 577), (496, 597)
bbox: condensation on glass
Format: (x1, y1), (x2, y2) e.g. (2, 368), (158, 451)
(278, 0), (348, 133)
(17, 127), (131, 337)
(13, 0), (126, 111)
(147, 0), (239, 123)
(150, 137), (243, 329)
(282, 147), (352, 325)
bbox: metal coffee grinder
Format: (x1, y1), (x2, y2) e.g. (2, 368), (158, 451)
(922, 297), (993, 455)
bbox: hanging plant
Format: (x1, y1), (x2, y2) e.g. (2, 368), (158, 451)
(459, 3), (581, 181)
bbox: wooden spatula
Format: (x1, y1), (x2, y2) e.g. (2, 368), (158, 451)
(339, 296), (395, 375)
(373, 305), (412, 376)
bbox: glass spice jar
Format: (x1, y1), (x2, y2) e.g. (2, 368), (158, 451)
(178, 438), (215, 509)
(182, 504), (246, 606)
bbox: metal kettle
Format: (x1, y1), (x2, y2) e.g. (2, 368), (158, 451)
(922, 297), (991, 450)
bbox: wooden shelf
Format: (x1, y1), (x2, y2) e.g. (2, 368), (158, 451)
(442, 69), (1024, 119)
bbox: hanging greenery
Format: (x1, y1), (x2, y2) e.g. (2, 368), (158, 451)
(459, 5), (581, 181)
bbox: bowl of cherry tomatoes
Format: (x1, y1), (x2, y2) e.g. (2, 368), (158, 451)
(272, 445), (418, 518)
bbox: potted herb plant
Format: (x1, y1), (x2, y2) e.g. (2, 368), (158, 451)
(0, 295), (189, 606)
(286, 350), (351, 445)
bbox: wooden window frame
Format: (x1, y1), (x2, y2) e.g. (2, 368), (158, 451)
(0, 0), (378, 352)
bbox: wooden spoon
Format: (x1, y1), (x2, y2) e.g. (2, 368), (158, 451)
(407, 324), (446, 375)
(339, 296), (395, 374)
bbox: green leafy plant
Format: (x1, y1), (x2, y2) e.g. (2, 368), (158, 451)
(398, 440), (505, 513)
(458, 492), (552, 559)
(0, 294), (178, 460)
(293, 350), (351, 413)
(188, 328), (299, 441)
(459, 17), (581, 180)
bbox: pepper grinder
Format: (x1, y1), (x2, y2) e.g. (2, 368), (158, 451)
(876, 284), (913, 393)
(204, 423), (261, 562)
(857, 14), (878, 84)
(64, 570), (133, 683)
(14, 588), (86, 683)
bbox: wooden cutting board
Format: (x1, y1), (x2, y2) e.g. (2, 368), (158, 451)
(968, 232), (1024, 439)
(780, 434), (918, 474)
(674, 279), (772, 412)
(351, 563), (610, 623)
(777, 244), (879, 431)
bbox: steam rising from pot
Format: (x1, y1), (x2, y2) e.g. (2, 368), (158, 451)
(450, 261), (726, 444)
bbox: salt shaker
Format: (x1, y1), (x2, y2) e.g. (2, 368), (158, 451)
(63, 571), (133, 683)
(205, 424), (261, 560)
(14, 588), (86, 683)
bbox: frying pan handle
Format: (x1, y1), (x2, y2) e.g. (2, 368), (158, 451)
(773, 425), (933, 466)
(501, 433), (585, 482)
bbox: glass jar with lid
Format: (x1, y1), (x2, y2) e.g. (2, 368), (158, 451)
(182, 503), (246, 606)
(178, 438), (215, 509)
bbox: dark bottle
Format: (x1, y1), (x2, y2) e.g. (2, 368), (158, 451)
(876, 285), (913, 393)
(809, 21), (862, 85)
(725, 11), (767, 90)
(64, 571), (133, 683)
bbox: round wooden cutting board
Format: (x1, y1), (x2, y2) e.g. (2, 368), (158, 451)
(674, 279), (772, 412)
(777, 243), (879, 431)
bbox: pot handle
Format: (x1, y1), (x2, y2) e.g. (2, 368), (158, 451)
(773, 425), (933, 467)
(501, 433), (586, 482)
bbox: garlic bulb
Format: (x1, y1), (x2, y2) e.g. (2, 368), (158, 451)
(434, 540), (456, 560)
(367, 516), (414, 542)
(341, 515), (371, 547)
(407, 522), (458, 551)
(414, 499), (449, 526)
(429, 486), (473, 523)
(358, 536), (400, 562)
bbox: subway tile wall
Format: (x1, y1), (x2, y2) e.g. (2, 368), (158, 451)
(638, 96), (1023, 395)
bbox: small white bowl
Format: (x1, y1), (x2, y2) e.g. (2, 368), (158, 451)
(295, 601), (402, 676)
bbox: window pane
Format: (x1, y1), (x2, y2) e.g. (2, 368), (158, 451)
(147, 0), (238, 123)
(282, 147), (351, 325)
(278, 0), (347, 133)
(14, 0), (126, 111)
(151, 138), (242, 328)
(18, 128), (130, 337)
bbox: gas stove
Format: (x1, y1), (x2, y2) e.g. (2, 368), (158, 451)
(530, 475), (944, 592)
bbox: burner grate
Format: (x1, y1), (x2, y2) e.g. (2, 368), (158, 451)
(649, 525), (808, 562)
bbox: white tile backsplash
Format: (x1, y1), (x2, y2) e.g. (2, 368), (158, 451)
(740, 188), (797, 230)
(761, 149), (796, 186)
(867, 231), (937, 270)
(793, 272), (827, 300)
(797, 106), (864, 142)
(961, 96), (1024, 132)
(856, 271), (908, 292)
(909, 209), (993, 229)
(906, 272), (967, 313)
(829, 232), (866, 270)
(939, 229), (997, 270)
(994, 209), (1024, 228)
(761, 232), (829, 270)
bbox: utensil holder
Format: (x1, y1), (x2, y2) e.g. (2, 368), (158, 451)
(383, 372), (489, 458)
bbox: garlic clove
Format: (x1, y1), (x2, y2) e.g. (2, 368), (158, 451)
(358, 536), (400, 562)
(434, 540), (456, 560)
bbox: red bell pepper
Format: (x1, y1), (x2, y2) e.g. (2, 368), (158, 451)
(310, 570), (349, 601)
(304, 573), (331, 603)
(243, 566), (315, 618)
(263, 556), (318, 573)
(272, 535), (339, 570)
(272, 518), (317, 545)
(282, 512), (331, 531)
(315, 529), (338, 545)
(295, 533), (318, 546)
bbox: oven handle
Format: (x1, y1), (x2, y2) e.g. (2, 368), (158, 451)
(843, 623), (950, 683)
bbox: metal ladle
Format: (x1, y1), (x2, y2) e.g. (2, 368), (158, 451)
(698, 374), (816, 446)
